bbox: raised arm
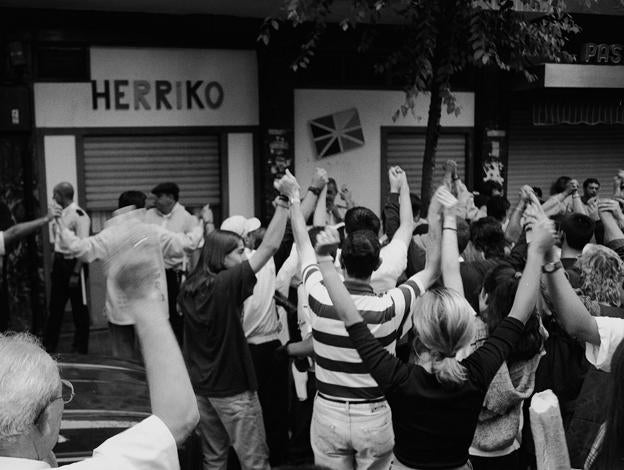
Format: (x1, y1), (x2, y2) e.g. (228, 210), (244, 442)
(392, 167), (416, 247)
(598, 200), (624, 246)
(248, 173), (299, 273)
(505, 186), (530, 244)
(507, 208), (555, 325)
(300, 168), (328, 222)
(312, 184), (328, 226)
(111, 239), (199, 445)
(290, 180), (317, 272)
(543, 247), (600, 345)
(438, 187), (463, 295)
(413, 189), (442, 290)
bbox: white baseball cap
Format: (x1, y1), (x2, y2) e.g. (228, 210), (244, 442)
(220, 215), (261, 237)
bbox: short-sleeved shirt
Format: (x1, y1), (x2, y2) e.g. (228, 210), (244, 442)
(0, 415), (178, 470)
(53, 202), (90, 256)
(302, 263), (423, 400)
(371, 238), (408, 293)
(180, 260), (258, 397)
(585, 316), (624, 372)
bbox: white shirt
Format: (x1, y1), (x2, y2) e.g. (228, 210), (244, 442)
(371, 238), (408, 293)
(57, 207), (196, 325)
(53, 202), (90, 256)
(585, 316), (624, 372)
(0, 415), (178, 470)
(144, 203), (202, 270)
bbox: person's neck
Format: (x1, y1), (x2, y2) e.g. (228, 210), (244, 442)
(343, 273), (372, 285)
(61, 200), (73, 209)
(0, 434), (40, 461)
(561, 243), (581, 259)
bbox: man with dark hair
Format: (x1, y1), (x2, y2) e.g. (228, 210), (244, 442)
(582, 178), (600, 220)
(145, 182), (201, 345)
(340, 230), (381, 279)
(560, 213), (595, 287)
(44, 182), (91, 355)
(342, 167), (416, 292)
(57, 190), (200, 359)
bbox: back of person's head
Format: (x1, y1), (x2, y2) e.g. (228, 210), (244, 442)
(0, 333), (60, 445)
(182, 229), (243, 295)
(482, 264), (543, 362)
(248, 227), (266, 250)
(456, 217), (470, 254)
(591, 339), (624, 469)
(118, 190), (147, 209)
(340, 230), (380, 279)
(413, 287), (476, 386)
(561, 213), (595, 251)
(486, 196), (510, 222)
(410, 193), (422, 218)
(344, 206), (381, 235)
(481, 180), (503, 197)
(579, 244), (624, 307)
(470, 217), (505, 258)
(550, 176), (571, 195)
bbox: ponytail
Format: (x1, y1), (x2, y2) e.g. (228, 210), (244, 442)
(432, 356), (468, 385)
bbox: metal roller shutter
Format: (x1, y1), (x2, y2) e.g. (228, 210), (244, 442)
(383, 131), (467, 196)
(507, 102), (624, 198)
(83, 135), (221, 211)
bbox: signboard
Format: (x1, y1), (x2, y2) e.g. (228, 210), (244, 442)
(581, 43), (623, 64)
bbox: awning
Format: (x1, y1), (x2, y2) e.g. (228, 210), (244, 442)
(542, 64), (624, 88)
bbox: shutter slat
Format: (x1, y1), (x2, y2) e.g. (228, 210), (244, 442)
(507, 101), (624, 197)
(385, 133), (466, 196)
(83, 135), (221, 211)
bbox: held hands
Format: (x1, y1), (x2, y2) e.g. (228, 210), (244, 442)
(340, 185), (354, 204)
(435, 186), (459, 218)
(277, 169), (301, 199)
(523, 209), (556, 255)
(47, 203), (62, 222)
(315, 226), (341, 258)
(311, 167), (329, 190)
(388, 166), (408, 193)
(565, 179), (580, 196)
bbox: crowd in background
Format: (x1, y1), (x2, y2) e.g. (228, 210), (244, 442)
(2, 164), (624, 470)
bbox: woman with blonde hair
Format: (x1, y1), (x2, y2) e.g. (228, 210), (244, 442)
(314, 189), (556, 470)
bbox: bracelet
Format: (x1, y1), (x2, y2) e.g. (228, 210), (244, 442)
(275, 202), (290, 210)
(442, 227), (457, 231)
(278, 194), (289, 203)
(308, 186), (322, 196)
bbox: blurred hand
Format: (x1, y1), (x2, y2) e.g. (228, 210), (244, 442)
(340, 185), (354, 203)
(310, 167), (329, 189)
(527, 217), (556, 255)
(277, 170), (301, 198)
(388, 166), (402, 193)
(565, 179), (579, 196)
(315, 226), (341, 257)
(598, 199), (623, 218)
(201, 204), (214, 223)
(47, 203), (62, 221)
(444, 160), (458, 179)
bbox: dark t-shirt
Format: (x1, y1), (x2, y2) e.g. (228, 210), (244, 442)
(179, 260), (258, 397)
(347, 316), (524, 469)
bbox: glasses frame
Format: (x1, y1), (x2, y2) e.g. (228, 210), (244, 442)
(32, 379), (75, 425)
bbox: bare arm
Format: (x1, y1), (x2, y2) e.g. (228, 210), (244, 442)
(3, 212), (55, 249)
(392, 167), (415, 247)
(440, 192), (463, 295)
(598, 200), (624, 244)
(249, 173), (300, 273)
(113, 242), (199, 445)
(300, 168), (328, 222)
(312, 184), (328, 226)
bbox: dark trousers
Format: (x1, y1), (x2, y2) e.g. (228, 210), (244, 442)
(470, 450), (521, 470)
(165, 269), (184, 346)
(249, 339), (290, 467)
(44, 255), (90, 354)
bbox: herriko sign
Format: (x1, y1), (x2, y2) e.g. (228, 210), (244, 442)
(581, 43), (623, 65)
(91, 79), (224, 111)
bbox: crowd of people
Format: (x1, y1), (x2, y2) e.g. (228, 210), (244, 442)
(1, 164), (624, 470)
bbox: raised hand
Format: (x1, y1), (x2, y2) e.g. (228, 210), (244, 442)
(277, 169), (301, 199)
(315, 226), (341, 257)
(565, 179), (579, 196)
(310, 167), (329, 190)
(388, 166), (402, 193)
(47, 203), (63, 221)
(340, 184), (354, 204)
(527, 217), (556, 255)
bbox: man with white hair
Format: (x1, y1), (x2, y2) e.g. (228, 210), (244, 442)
(0, 243), (199, 469)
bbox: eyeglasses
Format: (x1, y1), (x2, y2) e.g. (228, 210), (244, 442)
(32, 379), (75, 425)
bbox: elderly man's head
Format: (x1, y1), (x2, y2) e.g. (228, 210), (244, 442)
(0, 333), (64, 461)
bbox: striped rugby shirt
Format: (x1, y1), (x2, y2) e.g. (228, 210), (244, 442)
(302, 263), (424, 400)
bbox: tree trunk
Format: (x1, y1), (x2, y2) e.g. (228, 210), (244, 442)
(421, 82), (443, 215)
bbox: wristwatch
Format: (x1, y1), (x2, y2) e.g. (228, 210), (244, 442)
(541, 260), (563, 274)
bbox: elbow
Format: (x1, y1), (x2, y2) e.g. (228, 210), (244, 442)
(170, 400), (200, 447)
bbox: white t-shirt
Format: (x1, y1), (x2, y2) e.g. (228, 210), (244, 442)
(371, 238), (408, 293)
(585, 316), (624, 372)
(0, 415), (178, 470)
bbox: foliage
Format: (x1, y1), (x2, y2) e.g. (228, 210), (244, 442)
(259, 0), (582, 204)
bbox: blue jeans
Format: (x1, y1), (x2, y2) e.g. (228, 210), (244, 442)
(196, 391), (270, 470)
(311, 394), (394, 470)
